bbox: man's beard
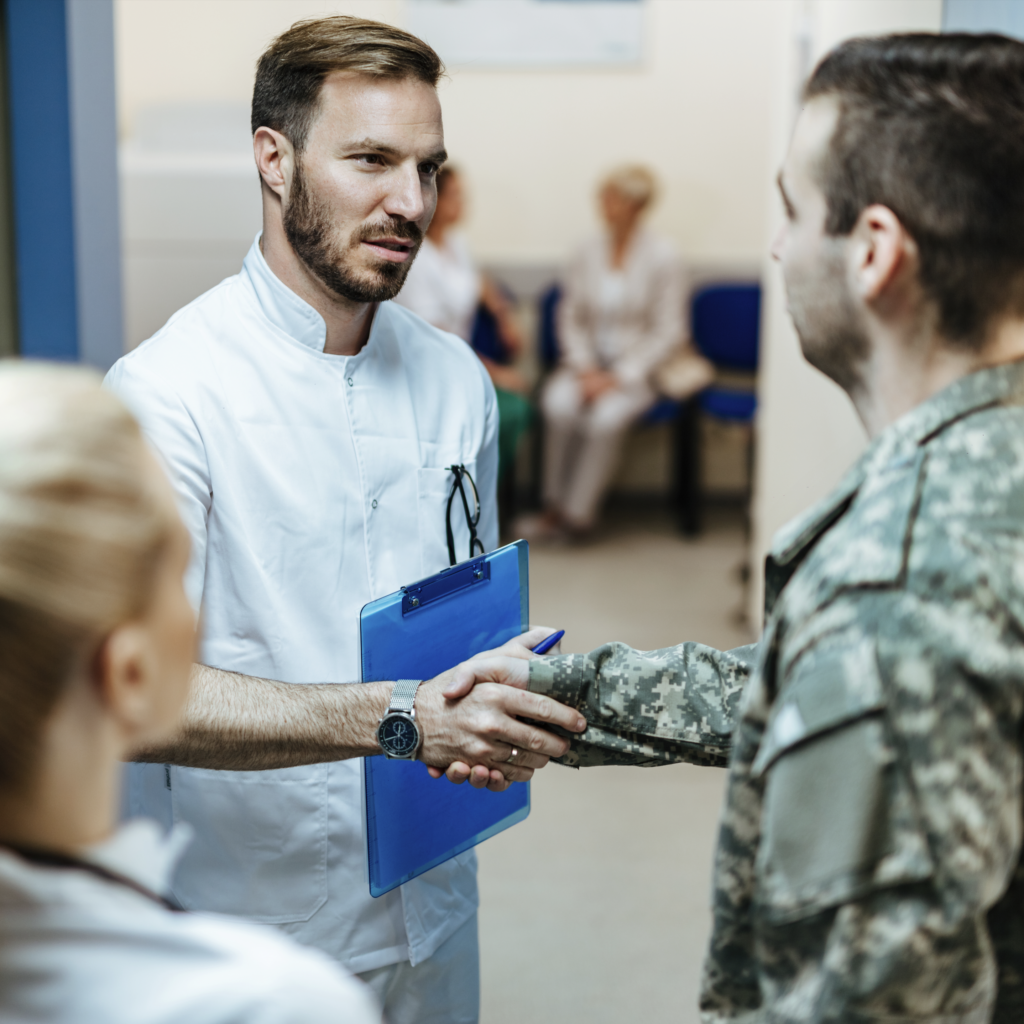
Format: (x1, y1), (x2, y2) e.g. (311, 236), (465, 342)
(283, 158), (422, 303)
(786, 240), (869, 395)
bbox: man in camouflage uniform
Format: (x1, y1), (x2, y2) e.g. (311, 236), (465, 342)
(447, 33), (1024, 1021)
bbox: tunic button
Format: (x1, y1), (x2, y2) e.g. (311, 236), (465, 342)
(371, 499), (378, 509)
(347, 376), (354, 386)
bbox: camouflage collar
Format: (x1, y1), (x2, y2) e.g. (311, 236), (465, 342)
(770, 358), (1024, 568)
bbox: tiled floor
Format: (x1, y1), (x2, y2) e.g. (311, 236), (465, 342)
(478, 502), (755, 1024)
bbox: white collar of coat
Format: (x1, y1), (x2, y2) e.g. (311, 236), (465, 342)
(79, 819), (193, 898)
(241, 231), (387, 356)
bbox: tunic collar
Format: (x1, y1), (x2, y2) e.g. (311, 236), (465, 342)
(770, 358), (1024, 569)
(239, 232), (381, 356)
(80, 819), (193, 898)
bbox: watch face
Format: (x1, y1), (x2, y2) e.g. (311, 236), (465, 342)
(378, 713), (420, 758)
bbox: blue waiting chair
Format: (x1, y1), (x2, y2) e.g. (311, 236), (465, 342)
(678, 283), (761, 534)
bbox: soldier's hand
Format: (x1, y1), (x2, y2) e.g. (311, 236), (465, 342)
(422, 656), (536, 788)
(441, 653), (532, 700)
(420, 629), (558, 786)
(416, 672), (585, 793)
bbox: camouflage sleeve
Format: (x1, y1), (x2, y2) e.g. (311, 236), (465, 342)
(528, 641), (757, 767)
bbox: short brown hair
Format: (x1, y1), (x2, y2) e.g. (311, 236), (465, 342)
(252, 15), (444, 153)
(805, 33), (1024, 347)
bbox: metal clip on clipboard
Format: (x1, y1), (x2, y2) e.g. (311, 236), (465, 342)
(401, 557), (491, 614)
(360, 540), (530, 898)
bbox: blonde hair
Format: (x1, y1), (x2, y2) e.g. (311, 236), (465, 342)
(0, 364), (175, 791)
(601, 165), (658, 209)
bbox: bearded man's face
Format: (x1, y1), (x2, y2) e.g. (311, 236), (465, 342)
(284, 155), (423, 303)
(281, 72), (445, 304)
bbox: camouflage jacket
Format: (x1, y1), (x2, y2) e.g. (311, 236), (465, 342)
(529, 362), (1024, 1023)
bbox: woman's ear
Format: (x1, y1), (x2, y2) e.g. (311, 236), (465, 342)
(94, 623), (155, 743)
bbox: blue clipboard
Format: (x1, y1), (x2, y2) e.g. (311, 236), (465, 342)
(359, 540), (531, 898)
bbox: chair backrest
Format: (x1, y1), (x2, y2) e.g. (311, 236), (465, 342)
(538, 283), (562, 371)
(470, 302), (506, 364)
(691, 283), (761, 371)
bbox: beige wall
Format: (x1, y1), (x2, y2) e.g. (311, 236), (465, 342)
(748, 0), (944, 622)
(116, 0), (949, 564)
(115, 0), (778, 266)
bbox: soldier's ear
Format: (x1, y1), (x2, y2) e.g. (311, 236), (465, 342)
(851, 204), (915, 304)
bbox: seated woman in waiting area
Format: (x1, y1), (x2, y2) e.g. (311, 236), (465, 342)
(0, 365), (379, 1024)
(531, 165), (707, 540)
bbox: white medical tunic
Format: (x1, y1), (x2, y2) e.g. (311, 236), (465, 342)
(105, 236), (499, 972)
(0, 820), (381, 1024)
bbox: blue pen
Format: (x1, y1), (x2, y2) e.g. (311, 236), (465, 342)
(531, 629), (565, 655)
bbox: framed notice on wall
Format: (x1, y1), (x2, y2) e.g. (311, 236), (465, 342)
(943, 0), (1024, 39)
(407, 0), (645, 69)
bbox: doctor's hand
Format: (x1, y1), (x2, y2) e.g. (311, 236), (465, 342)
(422, 627), (559, 786)
(425, 655), (548, 790)
(415, 662), (584, 794)
(475, 626), (560, 663)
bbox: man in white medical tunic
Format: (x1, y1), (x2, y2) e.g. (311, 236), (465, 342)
(105, 16), (585, 1024)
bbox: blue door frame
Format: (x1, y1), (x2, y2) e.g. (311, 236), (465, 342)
(3, 0), (122, 368)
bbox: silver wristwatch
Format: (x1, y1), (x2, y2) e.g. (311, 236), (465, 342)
(376, 679), (422, 759)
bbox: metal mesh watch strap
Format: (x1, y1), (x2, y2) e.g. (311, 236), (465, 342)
(389, 679), (421, 714)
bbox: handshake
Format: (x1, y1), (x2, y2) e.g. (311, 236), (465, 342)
(411, 627), (586, 793)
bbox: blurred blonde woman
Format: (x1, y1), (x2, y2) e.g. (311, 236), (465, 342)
(395, 166), (533, 484)
(534, 166), (704, 538)
(0, 366), (379, 1024)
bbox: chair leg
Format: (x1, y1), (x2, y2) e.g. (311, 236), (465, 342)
(673, 399), (701, 536)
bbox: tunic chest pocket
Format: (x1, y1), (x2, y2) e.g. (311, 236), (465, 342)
(417, 461), (478, 575)
(752, 639), (934, 924)
(169, 763), (329, 924)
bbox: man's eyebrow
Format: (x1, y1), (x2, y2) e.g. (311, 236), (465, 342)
(345, 137), (448, 164)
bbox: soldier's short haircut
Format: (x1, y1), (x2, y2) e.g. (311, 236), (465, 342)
(252, 15), (444, 154)
(805, 33), (1024, 347)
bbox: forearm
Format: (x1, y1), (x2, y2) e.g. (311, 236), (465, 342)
(528, 641), (757, 768)
(132, 664), (391, 770)
(134, 644), (588, 783)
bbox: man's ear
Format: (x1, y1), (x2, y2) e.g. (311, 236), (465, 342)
(95, 623), (154, 741)
(850, 203), (916, 302)
(253, 126), (293, 200)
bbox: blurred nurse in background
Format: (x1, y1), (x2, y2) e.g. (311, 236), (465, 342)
(0, 366), (378, 1024)
(531, 166), (703, 540)
(395, 166), (533, 484)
